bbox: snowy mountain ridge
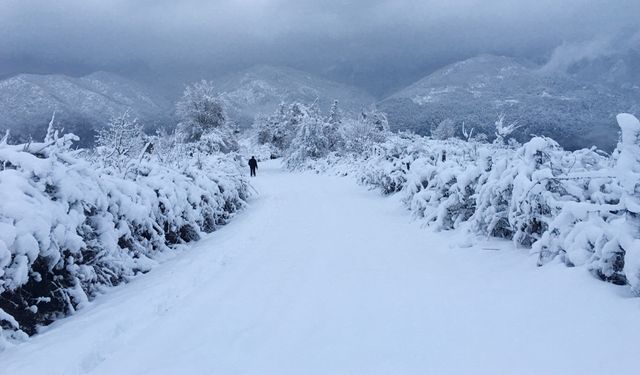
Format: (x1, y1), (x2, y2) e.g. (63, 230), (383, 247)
(215, 65), (376, 128)
(379, 54), (640, 151)
(0, 72), (174, 145)
(0, 66), (376, 143)
(2, 54), (638, 151)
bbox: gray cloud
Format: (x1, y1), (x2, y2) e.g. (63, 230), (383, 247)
(541, 30), (640, 73)
(1, 0), (639, 95)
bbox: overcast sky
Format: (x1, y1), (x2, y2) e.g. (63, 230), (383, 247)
(1, 0), (639, 96)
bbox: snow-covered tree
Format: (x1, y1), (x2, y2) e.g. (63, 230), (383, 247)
(323, 121), (343, 152)
(254, 114), (273, 145)
(323, 100), (344, 151)
(286, 102), (309, 128)
(254, 101), (347, 159)
(461, 121), (474, 142)
(175, 80), (237, 153)
(176, 80), (225, 139)
(431, 118), (457, 140)
(95, 111), (147, 176)
(148, 128), (190, 169)
(614, 113), (640, 206)
(261, 102), (309, 153)
(254, 104), (287, 146)
(361, 108), (389, 133)
(327, 99), (342, 125)
(285, 113), (330, 168)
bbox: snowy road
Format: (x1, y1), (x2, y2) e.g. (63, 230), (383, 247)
(3, 160), (640, 375)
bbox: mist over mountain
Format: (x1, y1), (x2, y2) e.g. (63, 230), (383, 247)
(1, 0), (639, 150)
(3, 1), (639, 96)
(2, 48), (639, 151)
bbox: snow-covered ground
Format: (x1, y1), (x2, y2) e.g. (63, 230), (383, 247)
(3, 160), (639, 375)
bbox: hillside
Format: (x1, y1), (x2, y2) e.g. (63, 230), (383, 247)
(215, 65), (375, 128)
(0, 72), (174, 145)
(378, 55), (640, 151)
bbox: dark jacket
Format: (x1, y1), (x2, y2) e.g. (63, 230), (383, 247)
(248, 158), (258, 168)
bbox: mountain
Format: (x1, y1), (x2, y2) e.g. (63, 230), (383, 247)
(214, 65), (375, 128)
(562, 47), (640, 90)
(0, 66), (375, 144)
(378, 54), (640, 151)
(0, 72), (174, 146)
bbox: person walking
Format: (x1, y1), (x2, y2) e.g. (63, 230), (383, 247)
(248, 156), (258, 177)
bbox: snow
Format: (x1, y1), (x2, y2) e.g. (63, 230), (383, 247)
(2, 160), (639, 375)
(0, 131), (248, 339)
(293, 125), (638, 290)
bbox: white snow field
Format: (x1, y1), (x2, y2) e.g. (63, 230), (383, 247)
(3, 160), (640, 375)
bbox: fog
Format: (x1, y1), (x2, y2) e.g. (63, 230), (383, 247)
(1, 0), (639, 96)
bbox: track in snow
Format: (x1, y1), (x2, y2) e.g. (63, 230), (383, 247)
(3, 160), (640, 375)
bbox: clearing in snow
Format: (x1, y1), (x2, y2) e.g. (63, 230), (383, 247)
(3, 160), (639, 375)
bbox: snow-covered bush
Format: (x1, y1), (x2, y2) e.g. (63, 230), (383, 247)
(408, 151), (481, 229)
(354, 133), (425, 194)
(0, 128), (249, 348)
(470, 137), (558, 244)
(300, 113), (640, 293)
(340, 109), (389, 155)
(532, 114), (640, 289)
